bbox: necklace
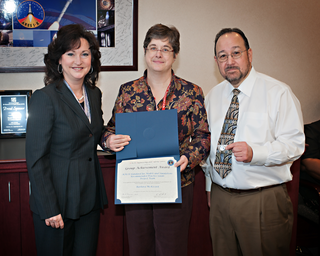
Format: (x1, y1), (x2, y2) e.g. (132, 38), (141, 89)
(77, 95), (84, 102)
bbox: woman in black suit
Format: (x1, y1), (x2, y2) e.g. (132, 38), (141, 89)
(26, 24), (108, 256)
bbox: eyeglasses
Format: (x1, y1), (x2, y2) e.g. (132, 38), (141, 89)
(146, 47), (174, 55)
(216, 50), (248, 62)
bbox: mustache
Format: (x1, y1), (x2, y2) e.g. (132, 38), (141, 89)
(225, 66), (240, 71)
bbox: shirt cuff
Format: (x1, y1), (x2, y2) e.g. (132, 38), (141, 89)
(206, 176), (212, 191)
(250, 144), (269, 165)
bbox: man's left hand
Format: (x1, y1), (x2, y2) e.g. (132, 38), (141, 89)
(226, 142), (253, 163)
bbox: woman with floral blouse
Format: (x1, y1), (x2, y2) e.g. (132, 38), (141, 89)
(101, 24), (210, 256)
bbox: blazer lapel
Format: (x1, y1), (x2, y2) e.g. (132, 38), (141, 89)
(56, 83), (93, 133)
(85, 85), (99, 128)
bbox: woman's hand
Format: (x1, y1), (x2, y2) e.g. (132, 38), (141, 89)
(106, 134), (131, 152)
(174, 155), (188, 172)
(45, 214), (64, 229)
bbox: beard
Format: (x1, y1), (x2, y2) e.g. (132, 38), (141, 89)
(223, 62), (251, 86)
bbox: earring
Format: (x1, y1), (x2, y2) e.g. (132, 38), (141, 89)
(58, 64), (63, 74)
(88, 66), (93, 74)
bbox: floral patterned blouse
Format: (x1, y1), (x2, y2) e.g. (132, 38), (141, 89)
(102, 70), (210, 187)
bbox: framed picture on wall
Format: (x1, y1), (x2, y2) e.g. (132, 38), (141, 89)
(0, 0), (138, 73)
(0, 90), (32, 138)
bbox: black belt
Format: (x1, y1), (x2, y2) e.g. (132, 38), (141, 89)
(221, 184), (281, 194)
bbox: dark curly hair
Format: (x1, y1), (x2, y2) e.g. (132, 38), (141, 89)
(44, 24), (101, 88)
(143, 24), (180, 58)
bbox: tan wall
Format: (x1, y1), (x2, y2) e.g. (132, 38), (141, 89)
(1, 0), (320, 124)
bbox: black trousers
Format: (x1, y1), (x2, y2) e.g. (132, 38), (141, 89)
(32, 209), (100, 256)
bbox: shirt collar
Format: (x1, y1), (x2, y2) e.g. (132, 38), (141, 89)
(225, 67), (257, 98)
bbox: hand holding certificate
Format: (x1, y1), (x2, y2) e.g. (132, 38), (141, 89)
(115, 109), (182, 204)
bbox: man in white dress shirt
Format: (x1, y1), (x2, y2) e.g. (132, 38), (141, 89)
(202, 28), (305, 256)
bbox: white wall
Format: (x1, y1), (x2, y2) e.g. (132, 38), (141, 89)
(1, 0), (320, 124)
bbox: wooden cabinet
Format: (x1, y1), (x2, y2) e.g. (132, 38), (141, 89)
(20, 172), (37, 256)
(0, 155), (213, 256)
(96, 156), (126, 256)
(0, 171), (21, 256)
(0, 155), (125, 256)
(0, 161), (37, 256)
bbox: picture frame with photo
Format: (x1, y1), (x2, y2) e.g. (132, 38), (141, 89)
(0, 0), (138, 72)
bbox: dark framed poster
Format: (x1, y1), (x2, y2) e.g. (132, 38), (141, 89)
(0, 0), (138, 72)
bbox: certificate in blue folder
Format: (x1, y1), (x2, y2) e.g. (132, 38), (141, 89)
(115, 109), (182, 204)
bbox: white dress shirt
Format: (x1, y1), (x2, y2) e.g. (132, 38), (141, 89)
(202, 67), (305, 190)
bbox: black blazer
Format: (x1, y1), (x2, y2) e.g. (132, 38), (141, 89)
(26, 82), (108, 220)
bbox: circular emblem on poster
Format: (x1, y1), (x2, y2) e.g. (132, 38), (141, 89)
(16, 0), (45, 28)
(99, 0), (114, 10)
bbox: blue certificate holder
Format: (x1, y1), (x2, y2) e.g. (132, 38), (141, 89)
(115, 109), (182, 204)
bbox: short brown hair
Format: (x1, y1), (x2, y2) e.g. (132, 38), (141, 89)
(143, 24), (180, 57)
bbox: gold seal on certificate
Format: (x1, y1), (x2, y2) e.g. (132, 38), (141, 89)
(116, 156), (180, 204)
